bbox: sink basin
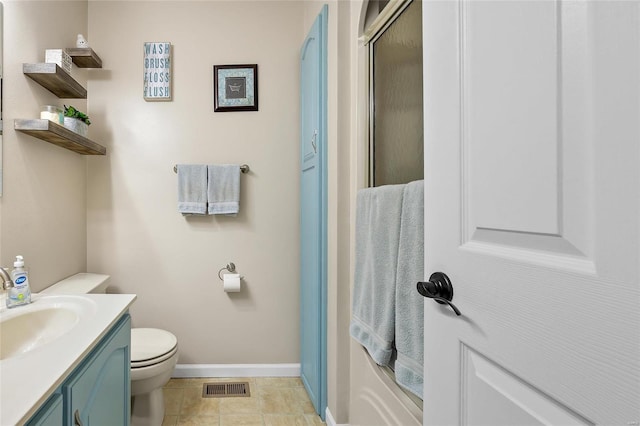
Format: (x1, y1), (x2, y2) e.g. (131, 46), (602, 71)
(0, 295), (97, 360)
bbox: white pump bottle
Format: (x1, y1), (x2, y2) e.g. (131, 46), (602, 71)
(7, 255), (32, 308)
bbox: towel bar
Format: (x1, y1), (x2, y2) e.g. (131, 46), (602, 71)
(173, 164), (250, 174)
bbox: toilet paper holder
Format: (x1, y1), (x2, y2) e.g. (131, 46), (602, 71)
(218, 262), (244, 281)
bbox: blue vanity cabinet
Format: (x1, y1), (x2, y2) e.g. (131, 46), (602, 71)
(25, 313), (131, 426)
(63, 313), (131, 426)
(26, 393), (63, 426)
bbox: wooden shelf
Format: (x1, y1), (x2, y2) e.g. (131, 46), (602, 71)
(14, 119), (106, 155)
(23, 63), (87, 99)
(65, 48), (103, 68)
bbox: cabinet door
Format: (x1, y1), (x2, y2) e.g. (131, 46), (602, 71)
(64, 314), (131, 426)
(26, 393), (63, 426)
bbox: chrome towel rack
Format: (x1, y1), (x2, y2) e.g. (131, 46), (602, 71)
(173, 164), (250, 174)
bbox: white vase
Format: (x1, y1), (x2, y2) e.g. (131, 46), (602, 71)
(63, 117), (89, 137)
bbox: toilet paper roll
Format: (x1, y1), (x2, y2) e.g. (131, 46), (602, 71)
(223, 273), (241, 292)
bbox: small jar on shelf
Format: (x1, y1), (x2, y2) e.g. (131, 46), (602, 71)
(40, 105), (64, 125)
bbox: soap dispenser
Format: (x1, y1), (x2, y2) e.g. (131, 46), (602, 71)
(7, 255), (32, 308)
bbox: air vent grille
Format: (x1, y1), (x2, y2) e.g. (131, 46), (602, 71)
(202, 382), (250, 398)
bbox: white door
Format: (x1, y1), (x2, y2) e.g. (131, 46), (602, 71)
(422, 1), (640, 425)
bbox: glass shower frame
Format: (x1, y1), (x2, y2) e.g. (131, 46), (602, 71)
(368, 0), (423, 187)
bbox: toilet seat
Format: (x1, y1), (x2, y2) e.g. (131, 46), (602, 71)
(132, 345), (178, 368)
(131, 328), (178, 368)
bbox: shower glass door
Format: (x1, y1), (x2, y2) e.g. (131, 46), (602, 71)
(370, 0), (423, 187)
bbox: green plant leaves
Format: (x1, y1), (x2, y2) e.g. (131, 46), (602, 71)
(63, 105), (91, 125)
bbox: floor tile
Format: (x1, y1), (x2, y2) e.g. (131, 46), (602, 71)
(177, 415), (220, 425)
(163, 415), (179, 426)
(219, 396), (261, 415)
(263, 414), (308, 426)
(255, 377), (303, 388)
(304, 414), (326, 425)
(181, 387), (221, 416)
(298, 399), (317, 415)
(168, 378), (216, 388)
(163, 377), (325, 425)
(259, 388), (300, 414)
(291, 387), (316, 414)
(164, 388), (185, 416)
(291, 387), (312, 403)
(166, 378), (189, 388)
(219, 414), (264, 426)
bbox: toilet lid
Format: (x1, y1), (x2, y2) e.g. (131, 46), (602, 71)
(131, 328), (178, 363)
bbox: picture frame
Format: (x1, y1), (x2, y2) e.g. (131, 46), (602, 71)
(213, 64), (258, 112)
(143, 42), (172, 101)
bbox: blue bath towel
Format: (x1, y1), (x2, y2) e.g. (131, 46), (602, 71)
(207, 164), (240, 216)
(177, 164), (208, 215)
(394, 180), (424, 398)
(350, 184), (405, 366)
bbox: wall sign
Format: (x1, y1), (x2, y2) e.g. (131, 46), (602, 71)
(143, 42), (172, 101)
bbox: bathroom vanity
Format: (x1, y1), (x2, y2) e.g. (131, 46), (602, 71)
(0, 294), (136, 425)
(27, 314), (130, 425)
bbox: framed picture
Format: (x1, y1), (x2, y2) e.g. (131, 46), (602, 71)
(213, 64), (258, 112)
(143, 42), (172, 101)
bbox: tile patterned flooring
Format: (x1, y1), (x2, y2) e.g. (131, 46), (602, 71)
(162, 377), (326, 426)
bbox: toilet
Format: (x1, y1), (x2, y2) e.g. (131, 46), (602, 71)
(41, 273), (179, 426)
(130, 328), (179, 426)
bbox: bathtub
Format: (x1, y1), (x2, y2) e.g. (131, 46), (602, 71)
(349, 343), (422, 426)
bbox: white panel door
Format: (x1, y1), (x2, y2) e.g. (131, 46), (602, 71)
(422, 1), (640, 424)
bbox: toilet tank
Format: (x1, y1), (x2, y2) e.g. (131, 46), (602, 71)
(39, 273), (110, 295)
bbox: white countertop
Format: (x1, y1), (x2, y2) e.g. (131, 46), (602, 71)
(0, 293), (136, 425)
(39, 273), (111, 295)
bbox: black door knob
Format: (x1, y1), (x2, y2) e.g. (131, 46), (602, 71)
(417, 272), (461, 316)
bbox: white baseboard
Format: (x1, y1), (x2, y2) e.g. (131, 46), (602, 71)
(325, 407), (349, 426)
(172, 363), (300, 378)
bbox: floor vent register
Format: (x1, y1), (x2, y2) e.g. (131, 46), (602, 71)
(202, 382), (251, 398)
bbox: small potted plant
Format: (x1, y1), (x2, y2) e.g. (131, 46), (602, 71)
(63, 105), (91, 137)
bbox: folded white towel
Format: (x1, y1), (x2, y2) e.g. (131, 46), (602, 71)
(177, 164), (208, 215)
(207, 164), (240, 216)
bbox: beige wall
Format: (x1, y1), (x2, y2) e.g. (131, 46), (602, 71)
(2, 1), (356, 422)
(1, 1), (88, 289)
(86, 1), (304, 364)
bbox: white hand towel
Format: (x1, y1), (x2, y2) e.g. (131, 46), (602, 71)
(207, 164), (241, 216)
(177, 164), (207, 215)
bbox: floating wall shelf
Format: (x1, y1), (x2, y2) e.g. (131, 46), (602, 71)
(23, 63), (87, 98)
(14, 119), (106, 155)
(65, 48), (103, 68)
